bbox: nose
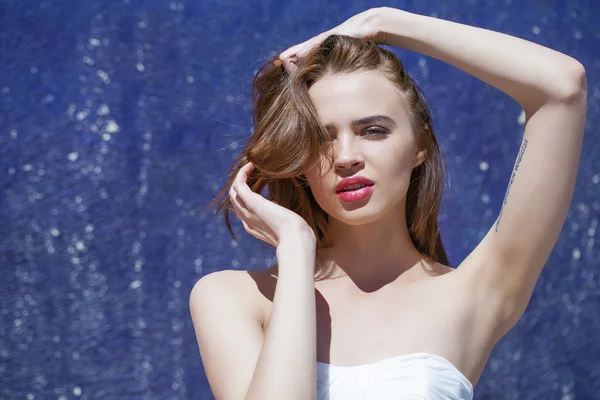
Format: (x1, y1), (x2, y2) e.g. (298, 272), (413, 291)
(333, 134), (364, 173)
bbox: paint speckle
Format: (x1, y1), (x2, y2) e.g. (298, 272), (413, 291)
(518, 109), (526, 125)
(97, 70), (110, 84)
(105, 120), (120, 133)
(130, 280), (142, 289)
(98, 104), (110, 116)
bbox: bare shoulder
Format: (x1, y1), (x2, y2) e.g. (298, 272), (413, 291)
(189, 269), (268, 399)
(190, 269), (243, 299)
(191, 269), (264, 314)
(190, 267), (276, 324)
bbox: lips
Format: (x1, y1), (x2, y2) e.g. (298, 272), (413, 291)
(337, 184), (374, 202)
(340, 184), (369, 192)
(335, 176), (375, 193)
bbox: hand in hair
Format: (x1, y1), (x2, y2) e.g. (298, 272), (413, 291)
(278, 7), (387, 74)
(229, 161), (316, 248)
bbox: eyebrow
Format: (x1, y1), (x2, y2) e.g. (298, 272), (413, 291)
(323, 115), (397, 131)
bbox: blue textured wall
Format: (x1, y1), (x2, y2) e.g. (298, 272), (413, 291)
(1, 1), (598, 399)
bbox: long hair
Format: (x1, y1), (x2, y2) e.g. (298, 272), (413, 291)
(206, 34), (450, 277)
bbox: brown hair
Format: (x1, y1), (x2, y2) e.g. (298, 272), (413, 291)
(206, 34), (450, 277)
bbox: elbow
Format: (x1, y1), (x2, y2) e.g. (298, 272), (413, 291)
(555, 60), (587, 103)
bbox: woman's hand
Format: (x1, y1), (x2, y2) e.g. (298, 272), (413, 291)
(229, 162), (316, 248)
(278, 7), (388, 74)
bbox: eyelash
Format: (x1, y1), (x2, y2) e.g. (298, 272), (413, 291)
(364, 128), (389, 137)
(320, 127), (389, 144)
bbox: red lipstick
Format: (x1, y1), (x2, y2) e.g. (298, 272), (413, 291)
(335, 176), (375, 203)
(335, 176), (375, 193)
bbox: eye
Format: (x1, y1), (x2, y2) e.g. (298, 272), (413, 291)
(363, 127), (389, 137)
(320, 127), (389, 143)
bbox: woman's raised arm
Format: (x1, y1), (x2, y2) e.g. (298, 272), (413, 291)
(377, 7), (585, 114)
(377, 7), (587, 332)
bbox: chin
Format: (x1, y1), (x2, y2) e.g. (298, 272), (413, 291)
(326, 204), (386, 226)
(325, 194), (404, 225)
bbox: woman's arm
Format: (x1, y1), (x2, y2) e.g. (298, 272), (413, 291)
(245, 236), (317, 400)
(376, 8), (587, 331)
(377, 7), (585, 114)
(191, 234), (317, 400)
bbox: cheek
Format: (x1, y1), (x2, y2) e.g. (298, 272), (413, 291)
(305, 172), (337, 212)
(307, 176), (332, 203)
(304, 158), (332, 193)
(380, 140), (416, 172)
(386, 151), (413, 175)
(377, 152), (415, 193)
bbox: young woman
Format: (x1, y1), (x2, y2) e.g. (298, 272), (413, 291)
(190, 7), (587, 400)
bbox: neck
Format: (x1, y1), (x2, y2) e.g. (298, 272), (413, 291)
(317, 199), (430, 289)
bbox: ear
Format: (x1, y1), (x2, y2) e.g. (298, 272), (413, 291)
(413, 148), (427, 169)
(412, 125), (429, 169)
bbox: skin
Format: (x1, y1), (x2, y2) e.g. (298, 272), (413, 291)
(192, 8), (586, 396)
(251, 71), (473, 377)
(228, 72), (458, 369)
(303, 70), (444, 290)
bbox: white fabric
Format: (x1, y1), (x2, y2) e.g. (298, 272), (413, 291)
(316, 352), (474, 400)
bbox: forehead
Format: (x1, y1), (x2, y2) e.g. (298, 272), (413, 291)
(308, 71), (408, 125)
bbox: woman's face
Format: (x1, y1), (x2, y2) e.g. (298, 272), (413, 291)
(304, 70), (426, 224)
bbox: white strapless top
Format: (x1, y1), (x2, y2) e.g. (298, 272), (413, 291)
(316, 352), (474, 400)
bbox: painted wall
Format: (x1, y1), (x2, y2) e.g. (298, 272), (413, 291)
(1, 0), (598, 398)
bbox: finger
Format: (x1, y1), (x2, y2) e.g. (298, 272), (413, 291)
(280, 32), (331, 74)
(281, 62), (295, 75)
(279, 44), (299, 62)
(233, 163), (252, 196)
(279, 57), (297, 75)
(279, 45), (302, 74)
(232, 162), (256, 209)
(229, 187), (243, 219)
(230, 184), (251, 222)
(230, 181), (250, 212)
(229, 186), (242, 219)
(281, 31), (325, 60)
(232, 163), (247, 193)
(241, 219), (252, 234)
